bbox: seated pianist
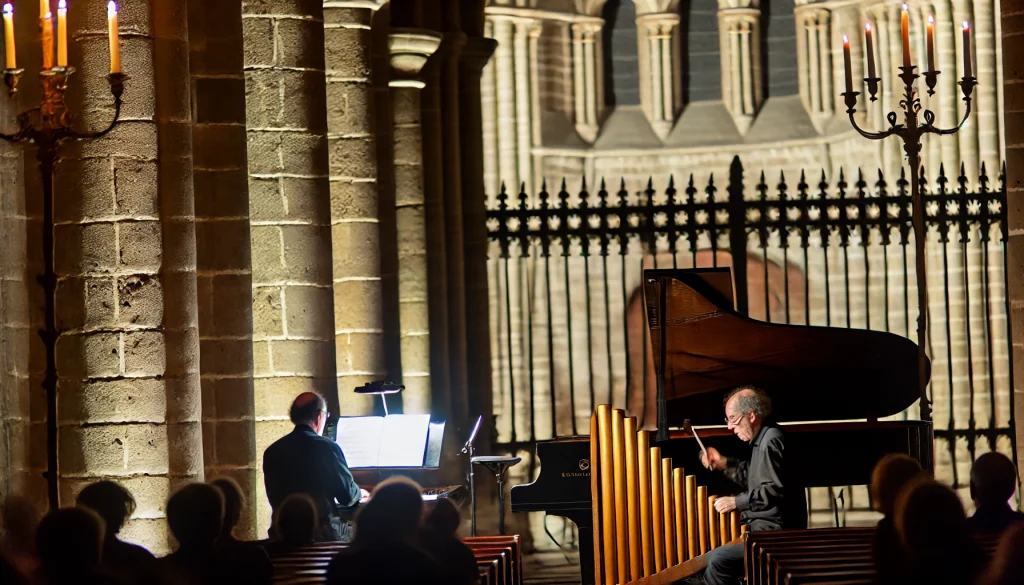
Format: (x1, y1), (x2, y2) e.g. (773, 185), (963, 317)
(697, 386), (807, 585)
(263, 392), (369, 542)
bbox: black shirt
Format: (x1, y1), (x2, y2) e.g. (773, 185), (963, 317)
(723, 422), (806, 530)
(263, 425), (362, 528)
(966, 503), (1024, 536)
(326, 541), (445, 585)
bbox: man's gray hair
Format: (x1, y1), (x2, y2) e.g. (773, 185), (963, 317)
(725, 385), (773, 419)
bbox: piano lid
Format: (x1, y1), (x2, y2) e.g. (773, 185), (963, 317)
(644, 268), (929, 427)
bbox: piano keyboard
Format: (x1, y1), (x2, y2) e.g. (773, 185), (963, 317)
(421, 485), (463, 501)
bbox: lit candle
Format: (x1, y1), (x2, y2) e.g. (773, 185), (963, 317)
(3, 4), (15, 70)
(901, 4), (911, 68)
(843, 34), (853, 93)
(56, 0), (66, 67)
(41, 9), (53, 69)
(40, 0), (47, 18)
(107, 1), (120, 74)
(926, 16), (935, 72)
(962, 21), (972, 78)
(865, 22), (876, 80)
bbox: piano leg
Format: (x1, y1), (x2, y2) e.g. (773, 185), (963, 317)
(556, 511), (595, 585)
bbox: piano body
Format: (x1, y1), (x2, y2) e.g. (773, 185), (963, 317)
(510, 267), (931, 585)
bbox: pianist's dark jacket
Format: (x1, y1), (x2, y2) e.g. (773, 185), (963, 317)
(723, 422), (807, 530)
(263, 425), (362, 530)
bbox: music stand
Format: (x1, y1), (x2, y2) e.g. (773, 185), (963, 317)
(462, 415), (483, 535)
(471, 455), (521, 535)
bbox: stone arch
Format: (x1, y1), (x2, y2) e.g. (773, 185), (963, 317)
(602, 0), (642, 107)
(624, 250), (807, 428)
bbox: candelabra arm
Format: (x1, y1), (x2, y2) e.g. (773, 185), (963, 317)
(925, 96), (973, 136)
(846, 109), (902, 141)
(70, 96), (123, 140)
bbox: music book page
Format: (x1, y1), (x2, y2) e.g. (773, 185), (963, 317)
(378, 414), (431, 466)
(336, 417), (385, 468)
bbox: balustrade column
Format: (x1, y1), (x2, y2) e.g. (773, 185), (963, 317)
(571, 21), (603, 142)
(54, 0), (202, 552)
(390, 31), (441, 413)
(637, 13), (681, 139)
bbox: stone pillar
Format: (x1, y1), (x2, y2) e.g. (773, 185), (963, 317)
(934, 0), (961, 174)
(975, 0), (1000, 177)
(480, 17), (500, 201)
(459, 33), (498, 453)
(389, 30), (441, 413)
(54, 0), (202, 552)
(321, 2), (384, 416)
(636, 12), (681, 139)
(1002, 0), (1024, 466)
(718, 2), (762, 133)
(514, 19), (537, 195)
(188, 0), (257, 537)
(243, 0), (337, 534)
(571, 21), (603, 142)
(491, 16), (518, 191)
(953, 0), (979, 186)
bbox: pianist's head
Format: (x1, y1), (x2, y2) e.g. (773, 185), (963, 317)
(290, 392), (329, 435)
(723, 386), (771, 443)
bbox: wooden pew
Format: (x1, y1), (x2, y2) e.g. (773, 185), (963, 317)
(465, 535), (522, 585)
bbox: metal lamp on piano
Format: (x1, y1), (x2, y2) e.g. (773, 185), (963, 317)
(511, 267), (931, 585)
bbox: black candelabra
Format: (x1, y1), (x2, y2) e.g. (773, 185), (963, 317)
(0, 65), (127, 508)
(841, 13), (976, 423)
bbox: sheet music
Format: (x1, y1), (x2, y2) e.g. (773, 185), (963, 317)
(336, 417), (385, 468)
(378, 414), (431, 466)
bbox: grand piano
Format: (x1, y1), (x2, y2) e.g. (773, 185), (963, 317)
(510, 267), (932, 585)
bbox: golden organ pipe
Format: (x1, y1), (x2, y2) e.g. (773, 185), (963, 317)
(730, 511), (740, 541)
(661, 458), (675, 567)
(589, 413), (602, 585)
(741, 524), (749, 537)
(672, 469), (686, 561)
(685, 475), (698, 557)
(708, 495), (719, 549)
(719, 511), (729, 544)
(596, 405), (616, 584)
(624, 417), (641, 582)
(697, 485), (709, 554)
(637, 431), (653, 577)
(650, 447), (665, 572)
(611, 409), (628, 584)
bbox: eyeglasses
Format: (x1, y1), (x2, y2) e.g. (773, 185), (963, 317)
(724, 412), (745, 425)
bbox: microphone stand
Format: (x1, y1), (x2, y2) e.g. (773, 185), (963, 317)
(462, 415), (483, 536)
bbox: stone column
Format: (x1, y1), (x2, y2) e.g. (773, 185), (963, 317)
(636, 12), (681, 139)
(571, 21), (602, 143)
(459, 34), (498, 452)
(934, 0), (961, 174)
(718, 2), (762, 133)
(491, 16), (518, 191)
(796, 7), (832, 126)
(975, 0), (1000, 177)
(188, 0), (257, 537)
(54, 0), (202, 552)
(243, 0), (337, 533)
(514, 19), (537, 195)
(322, 2), (384, 416)
(953, 0), (978, 186)
(389, 30), (441, 413)
(481, 17), (500, 201)
(1002, 0), (1024, 465)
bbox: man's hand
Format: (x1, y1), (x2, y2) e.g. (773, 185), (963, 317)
(359, 488), (370, 502)
(700, 447), (727, 471)
(714, 496), (737, 513)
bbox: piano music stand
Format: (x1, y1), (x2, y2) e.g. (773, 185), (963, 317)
(471, 455), (521, 535)
(462, 415), (483, 536)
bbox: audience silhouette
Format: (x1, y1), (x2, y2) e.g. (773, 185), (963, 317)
(76, 480), (156, 582)
(419, 498), (480, 585)
(1, 495), (40, 579)
(155, 483), (253, 585)
(325, 477), (444, 585)
(266, 493), (319, 557)
(209, 477), (272, 585)
(976, 522), (1024, 585)
(868, 453), (925, 585)
(894, 479), (985, 585)
(967, 451), (1024, 536)
(35, 507), (121, 585)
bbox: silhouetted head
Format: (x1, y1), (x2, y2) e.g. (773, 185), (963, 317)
(724, 386), (771, 443)
(2, 495), (40, 554)
(976, 522), (1024, 585)
(274, 493), (318, 546)
(166, 483), (224, 550)
(425, 498), (462, 536)
(355, 477), (423, 546)
(896, 479), (968, 554)
(290, 392), (328, 435)
(76, 481), (137, 538)
(971, 452), (1019, 507)
(871, 453), (925, 517)
(210, 477), (244, 535)
(36, 507), (104, 577)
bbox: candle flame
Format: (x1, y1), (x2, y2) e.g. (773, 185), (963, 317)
(3, 3), (12, 16)
(58, 0), (65, 10)
(928, 15), (934, 24)
(843, 34), (849, 43)
(865, 22), (871, 32)
(902, 3), (908, 10)
(963, 21), (969, 30)
(107, 1), (116, 17)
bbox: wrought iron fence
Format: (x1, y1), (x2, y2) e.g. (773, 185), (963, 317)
(486, 156), (1013, 506)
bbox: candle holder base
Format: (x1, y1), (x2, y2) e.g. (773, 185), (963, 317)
(864, 77), (881, 102)
(924, 70), (939, 95)
(3, 68), (23, 97)
(841, 90), (860, 114)
(108, 72), (128, 100)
